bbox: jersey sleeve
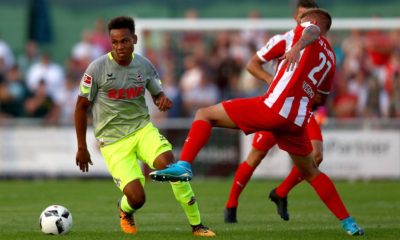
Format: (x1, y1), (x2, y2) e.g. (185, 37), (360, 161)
(297, 21), (320, 34)
(256, 33), (287, 62)
(78, 62), (99, 102)
(291, 22), (320, 49)
(145, 61), (163, 96)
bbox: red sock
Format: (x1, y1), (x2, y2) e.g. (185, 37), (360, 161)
(275, 166), (303, 197)
(179, 120), (212, 164)
(310, 173), (350, 220)
(226, 161), (255, 208)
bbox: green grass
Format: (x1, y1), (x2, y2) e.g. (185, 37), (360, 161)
(0, 179), (399, 239)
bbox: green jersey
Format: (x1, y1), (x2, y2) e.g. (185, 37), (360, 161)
(79, 52), (163, 145)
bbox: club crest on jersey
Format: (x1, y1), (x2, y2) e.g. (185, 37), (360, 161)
(136, 72), (143, 81)
(82, 73), (92, 87)
(129, 72), (144, 82)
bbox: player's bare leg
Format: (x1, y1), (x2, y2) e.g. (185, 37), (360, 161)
(118, 180), (144, 234)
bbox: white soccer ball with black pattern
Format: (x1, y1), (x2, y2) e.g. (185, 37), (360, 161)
(39, 205), (73, 235)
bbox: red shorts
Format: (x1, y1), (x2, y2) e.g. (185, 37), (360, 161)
(222, 97), (312, 156)
(251, 114), (322, 152)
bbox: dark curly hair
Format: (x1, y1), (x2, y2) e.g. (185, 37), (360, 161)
(297, 0), (319, 9)
(108, 16), (135, 34)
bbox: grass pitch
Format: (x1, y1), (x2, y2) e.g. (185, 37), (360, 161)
(0, 179), (399, 240)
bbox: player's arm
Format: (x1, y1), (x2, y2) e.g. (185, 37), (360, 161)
(246, 33), (288, 84)
(246, 55), (274, 84)
(75, 96), (93, 172)
(312, 93), (328, 109)
(152, 91), (172, 112)
(281, 23), (321, 71)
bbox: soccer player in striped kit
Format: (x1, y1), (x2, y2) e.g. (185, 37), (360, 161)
(74, 16), (215, 237)
(151, 9), (364, 236)
(224, 0), (322, 224)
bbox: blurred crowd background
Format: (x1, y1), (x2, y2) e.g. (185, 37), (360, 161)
(0, 0), (399, 126)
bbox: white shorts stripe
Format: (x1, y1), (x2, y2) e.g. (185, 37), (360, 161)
(279, 97), (294, 118)
(294, 97), (309, 126)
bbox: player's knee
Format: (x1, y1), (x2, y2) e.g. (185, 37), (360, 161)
(194, 108), (214, 124)
(154, 151), (175, 169)
(246, 149), (267, 167)
(194, 108), (207, 120)
(123, 180), (146, 209)
(297, 165), (320, 182)
(313, 151), (323, 166)
(127, 194), (146, 210)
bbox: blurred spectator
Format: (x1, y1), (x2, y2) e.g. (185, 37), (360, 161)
(348, 70), (369, 116)
(365, 28), (393, 69)
(26, 52), (65, 100)
(89, 18), (112, 54)
(229, 31), (251, 66)
(159, 32), (180, 76)
(179, 55), (203, 96)
(52, 73), (79, 125)
(17, 40), (40, 76)
(332, 78), (358, 119)
(163, 67), (182, 118)
(226, 31), (250, 97)
(341, 29), (365, 79)
(0, 38), (15, 72)
(214, 49), (242, 99)
(363, 76), (390, 118)
(180, 55), (220, 116)
(180, 9), (204, 55)
(240, 10), (269, 49)
(71, 30), (103, 73)
(364, 27), (394, 117)
(0, 65), (29, 117)
(388, 51), (400, 117)
(181, 70), (220, 117)
(24, 79), (57, 123)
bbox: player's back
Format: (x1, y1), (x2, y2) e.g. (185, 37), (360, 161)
(264, 22), (336, 127)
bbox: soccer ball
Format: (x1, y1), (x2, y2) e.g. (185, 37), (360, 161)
(39, 205), (73, 235)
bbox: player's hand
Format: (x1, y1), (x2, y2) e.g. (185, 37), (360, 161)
(280, 44), (301, 72)
(153, 92), (172, 112)
(76, 148), (93, 173)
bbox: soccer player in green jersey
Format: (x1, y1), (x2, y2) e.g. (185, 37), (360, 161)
(74, 16), (215, 237)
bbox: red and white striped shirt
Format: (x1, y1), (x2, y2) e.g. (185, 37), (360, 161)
(257, 22), (336, 127)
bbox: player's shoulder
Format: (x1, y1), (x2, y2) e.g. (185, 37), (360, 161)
(295, 21), (320, 36)
(134, 53), (151, 64)
(267, 30), (292, 46)
(133, 53), (156, 69)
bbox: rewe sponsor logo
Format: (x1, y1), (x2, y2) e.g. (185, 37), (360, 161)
(107, 86), (144, 99)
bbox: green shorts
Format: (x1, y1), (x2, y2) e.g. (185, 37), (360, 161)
(100, 122), (172, 191)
